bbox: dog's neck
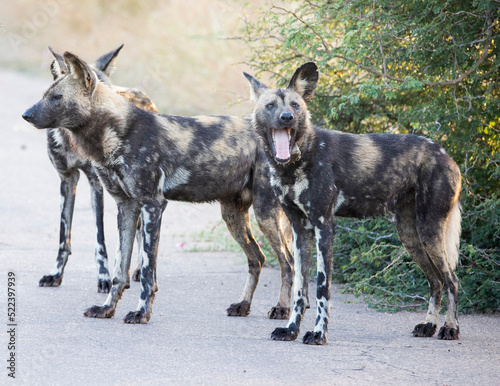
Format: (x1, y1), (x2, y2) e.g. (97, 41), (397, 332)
(63, 83), (131, 165)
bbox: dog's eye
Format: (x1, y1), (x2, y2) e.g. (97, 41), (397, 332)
(51, 94), (63, 101)
(291, 102), (300, 109)
(266, 103), (275, 110)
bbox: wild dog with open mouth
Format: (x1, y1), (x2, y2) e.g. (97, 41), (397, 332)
(40, 45), (158, 293)
(23, 52), (295, 323)
(245, 63), (462, 344)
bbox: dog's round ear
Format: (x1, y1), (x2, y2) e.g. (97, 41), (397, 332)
(63, 51), (98, 93)
(287, 62), (319, 102)
(244, 72), (268, 102)
(48, 46), (68, 80)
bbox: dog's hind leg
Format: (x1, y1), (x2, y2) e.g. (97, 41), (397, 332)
(395, 194), (443, 338)
(416, 199), (461, 340)
(436, 201), (461, 340)
(39, 169), (80, 288)
(222, 200), (266, 317)
(253, 199), (293, 320)
(82, 165), (111, 293)
(124, 200), (167, 324)
(84, 199), (140, 319)
(409, 158), (461, 340)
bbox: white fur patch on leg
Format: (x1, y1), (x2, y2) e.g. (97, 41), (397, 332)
(424, 297), (438, 326)
(287, 227), (305, 329)
(445, 291), (458, 329)
(445, 201), (461, 271)
(313, 226), (330, 334)
(49, 261), (64, 276)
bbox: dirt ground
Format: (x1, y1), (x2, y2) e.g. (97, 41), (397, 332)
(1, 71), (499, 385)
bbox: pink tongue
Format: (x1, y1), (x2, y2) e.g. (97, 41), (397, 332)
(274, 129), (290, 160)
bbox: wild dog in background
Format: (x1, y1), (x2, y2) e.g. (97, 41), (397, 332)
(23, 52), (295, 323)
(245, 63), (462, 344)
(41, 46), (158, 293)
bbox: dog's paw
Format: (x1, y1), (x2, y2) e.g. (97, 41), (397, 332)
(271, 327), (298, 341)
(412, 322), (437, 338)
(97, 278), (112, 293)
(268, 306), (290, 320)
(123, 310), (150, 324)
(226, 301), (250, 317)
(437, 325), (459, 340)
(131, 268), (141, 282)
(303, 331), (327, 345)
(39, 274), (62, 287)
(83, 305), (115, 319)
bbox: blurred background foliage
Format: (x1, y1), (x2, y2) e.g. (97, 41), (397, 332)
(1, 0), (498, 313)
(0, 0), (268, 116)
(239, 0), (499, 313)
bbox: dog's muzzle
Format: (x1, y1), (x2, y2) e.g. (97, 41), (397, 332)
(22, 106), (35, 123)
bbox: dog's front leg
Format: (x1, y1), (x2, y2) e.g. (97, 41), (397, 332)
(124, 200), (167, 324)
(271, 219), (314, 341)
(303, 221), (334, 345)
(131, 218), (143, 283)
(84, 200), (140, 319)
(39, 170), (80, 288)
(82, 166), (112, 293)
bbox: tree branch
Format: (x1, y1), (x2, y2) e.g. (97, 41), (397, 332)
(271, 5), (332, 53)
(273, 4), (495, 87)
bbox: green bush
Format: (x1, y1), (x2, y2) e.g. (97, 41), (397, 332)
(331, 205), (499, 313)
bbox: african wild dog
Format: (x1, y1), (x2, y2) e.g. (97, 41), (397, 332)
(40, 45), (158, 293)
(23, 51), (296, 323)
(245, 62), (462, 344)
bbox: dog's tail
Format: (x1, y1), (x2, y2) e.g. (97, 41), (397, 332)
(445, 200), (461, 271)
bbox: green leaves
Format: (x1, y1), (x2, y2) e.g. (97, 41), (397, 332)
(384, 90), (398, 100)
(359, 83), (380, 99)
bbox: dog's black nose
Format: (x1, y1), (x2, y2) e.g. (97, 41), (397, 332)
(22, 107), (34, 122)
(279, 111), (294, 123)
(22, 112), (32, 122)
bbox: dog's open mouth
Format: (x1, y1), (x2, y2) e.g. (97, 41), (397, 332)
(271, 127), (292, 163)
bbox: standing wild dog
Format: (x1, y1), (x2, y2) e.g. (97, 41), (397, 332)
(245, 62), (462, 344)
(23, 52), (295, 323)
(41, 45), (158, 293)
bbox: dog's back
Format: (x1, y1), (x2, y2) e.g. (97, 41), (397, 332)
(311, 129), (461, 219)
(91, 105), (257, 205)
